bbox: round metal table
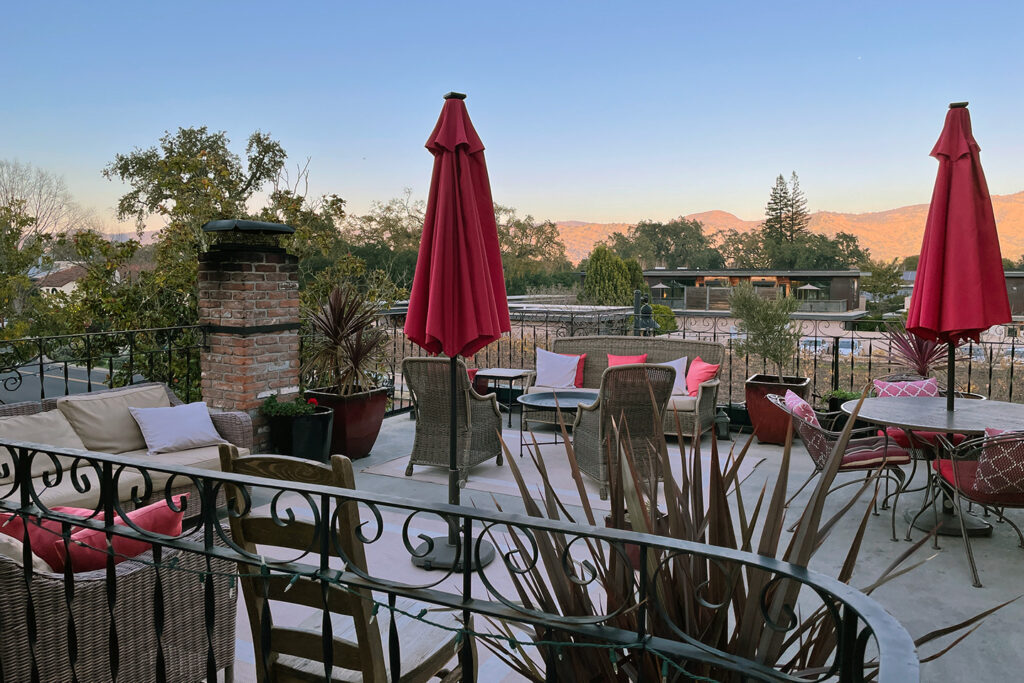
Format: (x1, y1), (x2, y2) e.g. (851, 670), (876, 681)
(841, 397), (1024, 537)
(517, 390), (599, 457)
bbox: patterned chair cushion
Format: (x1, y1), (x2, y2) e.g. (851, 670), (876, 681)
(840, 440), (911, 469)
(880, 426), (966, 450)
(872, 377), (940, 398)
(934, 459), (1024, 506)
(784, 390), (819, 428)
(974, 428), (1024, 495)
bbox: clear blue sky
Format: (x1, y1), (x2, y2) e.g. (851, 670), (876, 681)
(3, 1), (1023, 229)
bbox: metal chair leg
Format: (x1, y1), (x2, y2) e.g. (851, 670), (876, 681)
(951, 489), (982, 587)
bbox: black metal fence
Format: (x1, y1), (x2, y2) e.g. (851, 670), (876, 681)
(0, 440), (919, 681)
(3, 314), (1022, 413)
(0, 326), (205, 405)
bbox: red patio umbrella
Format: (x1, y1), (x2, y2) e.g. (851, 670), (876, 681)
(404, 92), (509, 570)
(906, 102), (1010, 411)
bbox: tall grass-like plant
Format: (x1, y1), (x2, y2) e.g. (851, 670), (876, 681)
(730, 282), (801, 379)
(885, 322), (948, 378)
(483, 391), (1009, 680)
(303, 284), (389, 396)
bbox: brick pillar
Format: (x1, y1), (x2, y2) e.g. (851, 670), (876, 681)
(198, 245), (300, 452)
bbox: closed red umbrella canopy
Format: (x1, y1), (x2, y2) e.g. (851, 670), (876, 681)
(405, 94), (510, 357)
(906, 104), (1010, 345)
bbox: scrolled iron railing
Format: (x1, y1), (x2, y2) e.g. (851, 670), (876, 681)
(0, 440), (919, 681)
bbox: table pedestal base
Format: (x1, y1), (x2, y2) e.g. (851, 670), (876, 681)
(904, 494), (993, 538)
(411, 538), (496, 571)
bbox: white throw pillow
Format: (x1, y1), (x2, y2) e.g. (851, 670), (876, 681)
(128, 402), (227, 455)
(535, 348), (579, 389)
(657, 356), (688, 395)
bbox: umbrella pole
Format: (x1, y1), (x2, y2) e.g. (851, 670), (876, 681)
(411, 355), (495, 571)
(448, 354), (460, 544)
(947, 340), (955, 412)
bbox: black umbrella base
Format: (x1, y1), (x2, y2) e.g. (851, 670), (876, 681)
(411, 537), (496, 571)
(904, 494), (994, 538)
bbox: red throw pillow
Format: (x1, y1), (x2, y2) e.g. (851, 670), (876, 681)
(466, 368), (479, 383)
(0, 506), (102, 571)
(559, 352), (586, 387)
(55, 496), (187, 573)
(685, 357), (720, 397)
(607, 353), (648, 367)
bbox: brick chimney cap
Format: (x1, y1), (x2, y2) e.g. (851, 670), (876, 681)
(202, 219), (295, 234)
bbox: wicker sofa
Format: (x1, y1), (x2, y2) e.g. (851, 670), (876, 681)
(0, 528), (237, 681)
(529, 335), (725, 438)
(0, 382), (252, 512)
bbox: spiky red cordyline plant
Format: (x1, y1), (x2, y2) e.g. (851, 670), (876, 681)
(885, 323), (949, 378)
(481, 385), (1011, 681)
(303, 284), (389, 396)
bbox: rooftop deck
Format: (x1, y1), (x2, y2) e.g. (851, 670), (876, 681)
(219, 413), (1024, 682)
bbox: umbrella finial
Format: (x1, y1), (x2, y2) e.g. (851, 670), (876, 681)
(949, 101), (969, 109)
(444, 91), (467, 100)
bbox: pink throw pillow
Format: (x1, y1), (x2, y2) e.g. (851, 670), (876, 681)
(559, 352), (586, 388)
(784, 389), (820, 427)
(607, 353), (648, 367)
(54, 496), (187, 573)
(872, 378), (939, 398)
(975, 428), (1024, 495)
(0, 506), (101, 571)
(685, 357), (720, 397)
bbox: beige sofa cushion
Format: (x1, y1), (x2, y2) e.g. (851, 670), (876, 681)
(666, 395), (698, 412)
(0, 411), (87, 483)
(57, 385), (171, 454)
(31, 445), (247, 510)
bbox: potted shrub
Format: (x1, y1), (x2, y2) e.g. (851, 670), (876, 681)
(260, 394), (334, 462)
(303, 284), (391, 460)
(730, 282), (809, 444)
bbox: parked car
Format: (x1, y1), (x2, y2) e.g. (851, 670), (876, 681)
(957, 344), (989, 364)
(999, 346), (1024, 364)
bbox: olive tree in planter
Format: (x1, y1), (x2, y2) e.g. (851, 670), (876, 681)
(303, 284), (391, 460)
(730, 282), (808, 444)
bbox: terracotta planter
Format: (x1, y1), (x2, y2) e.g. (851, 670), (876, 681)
(745, 374), (810, 445)
(305, 387), (389, 460)
(267, 406), (334, 462)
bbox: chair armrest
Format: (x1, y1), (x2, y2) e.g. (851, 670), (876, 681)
(573, 400), (601, 432)
(469, 388), (502, 418)
(210, 410), (253, 450)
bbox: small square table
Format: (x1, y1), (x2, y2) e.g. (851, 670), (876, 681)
(473, 367), (536, 427)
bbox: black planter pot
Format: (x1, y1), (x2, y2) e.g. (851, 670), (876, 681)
(267, 406), (334, 462)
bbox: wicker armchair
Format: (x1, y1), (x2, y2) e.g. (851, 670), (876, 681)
(0, 528), (237, 682)
(403, 357), (503, 486)
(571, 364), (675, 500)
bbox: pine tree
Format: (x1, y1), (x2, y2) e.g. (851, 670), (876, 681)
(762, 174), (789, 243)
(784, 171), (809, 242)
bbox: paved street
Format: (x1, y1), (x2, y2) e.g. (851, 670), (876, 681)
(1, 363), (114, 404)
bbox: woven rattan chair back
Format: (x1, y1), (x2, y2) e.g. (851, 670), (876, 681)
(402, 357), (503, 485)
(572, 364), (675, 499)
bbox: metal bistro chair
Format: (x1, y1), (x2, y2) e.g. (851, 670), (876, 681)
(219, 446), (466, 682)
(768, 394), (911, 540)
(571, 364), (675, 501)
(932, 430), (1024, 587)
(402, 357), (503, 487)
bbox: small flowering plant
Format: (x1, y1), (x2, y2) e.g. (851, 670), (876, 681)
(260, 394), (320, 417)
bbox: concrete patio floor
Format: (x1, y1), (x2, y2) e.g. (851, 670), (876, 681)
(230, 413), (1024, 682)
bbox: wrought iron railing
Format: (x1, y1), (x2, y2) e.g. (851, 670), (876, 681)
(0, 440), (919, 681)
(0, 326), (204, 405)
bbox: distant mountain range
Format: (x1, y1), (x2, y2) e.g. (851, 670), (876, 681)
(556, 191), (1024, 266)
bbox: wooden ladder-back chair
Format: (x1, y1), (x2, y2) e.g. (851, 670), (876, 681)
(218, 445), (465, 682)
(571, 364), (675, 500)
